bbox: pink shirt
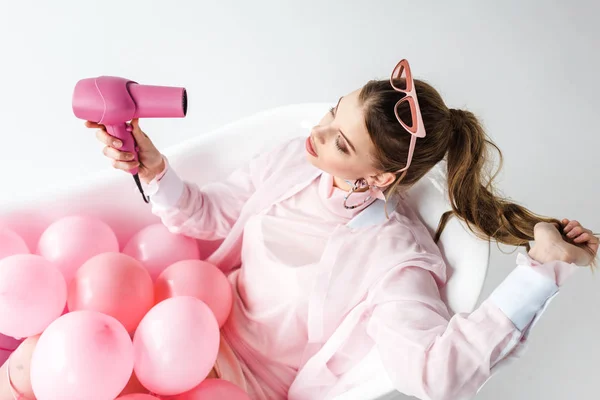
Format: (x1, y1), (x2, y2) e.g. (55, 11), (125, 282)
(145, 137), (579, 400)
(220, 172), (380, 398)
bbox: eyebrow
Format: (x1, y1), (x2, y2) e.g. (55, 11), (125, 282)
(334, 96), (356, 153)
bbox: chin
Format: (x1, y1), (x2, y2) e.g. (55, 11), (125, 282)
(306, 152), (336, 177)
(306, 152), (319, 167)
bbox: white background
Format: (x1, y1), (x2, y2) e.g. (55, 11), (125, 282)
(1, 1), (598, 399)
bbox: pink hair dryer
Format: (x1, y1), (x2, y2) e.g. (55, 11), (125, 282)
(72, 76), (188, 202)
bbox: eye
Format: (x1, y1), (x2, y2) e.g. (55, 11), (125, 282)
(329, 107), (335, 117)
(335, 135), (349, 155)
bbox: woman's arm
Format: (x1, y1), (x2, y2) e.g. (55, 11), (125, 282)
(366, 222), (596, 400)
(90, 118), (291, 242)
(144, 140), (288, 241)
(144, 156), (258, 241)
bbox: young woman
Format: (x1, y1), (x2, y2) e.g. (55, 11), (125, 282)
(2, 59), (597, 400)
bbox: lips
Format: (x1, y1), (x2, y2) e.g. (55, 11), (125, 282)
(306, 136), (318, 157)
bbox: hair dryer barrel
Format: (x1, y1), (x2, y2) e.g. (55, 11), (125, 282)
(128, 84), (187, 119)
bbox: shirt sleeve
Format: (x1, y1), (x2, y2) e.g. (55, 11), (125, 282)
(141, 140), (287, 241)
(366, 252), (578, 400)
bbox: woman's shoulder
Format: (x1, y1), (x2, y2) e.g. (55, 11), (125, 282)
(378, 199), (440, 245)
(373, 204), (446, 265)
(261, 136), (306, 160)
(349, 210), (447, 287)
(250, 136), (310, 177)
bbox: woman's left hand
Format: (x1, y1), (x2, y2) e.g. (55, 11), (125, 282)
(562, 219), (599, 258)
(529, 220), (598, 266)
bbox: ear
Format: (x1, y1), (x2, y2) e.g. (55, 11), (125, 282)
(368, 171), (396, 188)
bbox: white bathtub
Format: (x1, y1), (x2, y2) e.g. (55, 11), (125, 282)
(0, 103), (489, 399)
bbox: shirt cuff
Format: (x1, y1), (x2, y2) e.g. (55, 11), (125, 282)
(488, 254), (560, 331)
(154, 156), (169, 182)
(521, 252), (579, 286)
(143, 157), (185, 208)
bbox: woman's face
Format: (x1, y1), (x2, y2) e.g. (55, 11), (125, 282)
(306, 88), (394, 188)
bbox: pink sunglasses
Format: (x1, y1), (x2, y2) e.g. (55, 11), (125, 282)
(390, 59), (427, 173)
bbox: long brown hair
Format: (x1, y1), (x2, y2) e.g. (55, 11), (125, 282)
(360, 79), (592, 263)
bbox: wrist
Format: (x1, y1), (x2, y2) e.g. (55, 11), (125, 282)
(139, 156), (166, 184)
(528, 244), (572, 264)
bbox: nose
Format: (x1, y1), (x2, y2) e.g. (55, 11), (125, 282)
(311, 125), (327, 145)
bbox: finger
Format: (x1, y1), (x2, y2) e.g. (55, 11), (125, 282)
(573, 233), (598, 252)
(567, 226), (583, 238)
(563, 220), (580, 234)
(85, 121), (104, 129)
(103, 146), (135, 162)
(561, 218), (570, 226)
(573, 232), (592, 244)
(96, 129), (123, 148)
(111, 159), (140, 172)
(130, 118), (148, 144)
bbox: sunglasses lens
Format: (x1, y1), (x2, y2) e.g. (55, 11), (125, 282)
(391, 63), (408, 91)
(394, 98), (416, 131)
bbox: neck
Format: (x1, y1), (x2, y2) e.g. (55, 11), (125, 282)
(333, 176), (352, 191)
(333, 176), (370, 192)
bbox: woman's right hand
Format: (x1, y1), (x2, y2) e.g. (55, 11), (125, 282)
(86, 118), (165, 183)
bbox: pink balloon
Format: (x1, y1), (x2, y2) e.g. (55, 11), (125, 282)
(0, 333), (23, 366)
(68, 252), (154, 333)
(36, 215), (119, 284)
(0, 227), (29, 260)
(124, 224), (200, 280)
(155, 260), (232, 327)
(117, 395), (160, 400)
(0, 254), (67, 338)
(168, 379), (250, 400)
(30, 311), (134, 400)
(133, 297), (220, 396)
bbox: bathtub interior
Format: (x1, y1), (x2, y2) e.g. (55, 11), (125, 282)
(0, 103), (489, 399)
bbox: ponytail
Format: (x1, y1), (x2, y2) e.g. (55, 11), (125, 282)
(436, 108), (561, 251)
(359, 78), (595, 266)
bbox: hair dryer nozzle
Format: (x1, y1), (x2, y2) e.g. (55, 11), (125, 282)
(129, 84), (188, 119)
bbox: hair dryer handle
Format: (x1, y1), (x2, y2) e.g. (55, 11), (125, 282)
(106, 123), (139, 175)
